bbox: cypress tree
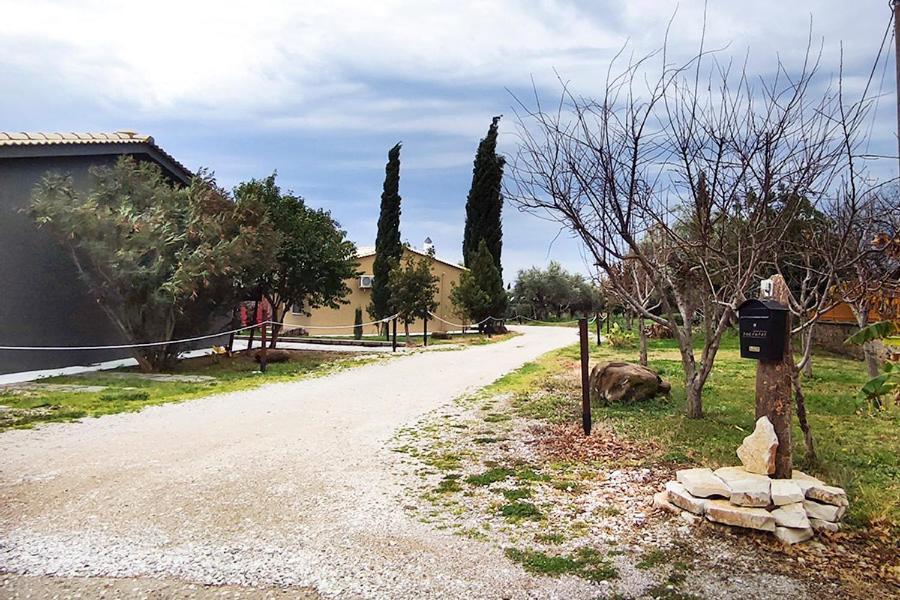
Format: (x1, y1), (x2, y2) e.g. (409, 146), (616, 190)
(463, 116), (506, 275)
(370, 143), (403, 330)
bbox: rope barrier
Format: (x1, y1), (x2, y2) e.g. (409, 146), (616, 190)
(264, 314), (398, 330)
(0, 311), (595, 351)
(0, 324), (261, 351)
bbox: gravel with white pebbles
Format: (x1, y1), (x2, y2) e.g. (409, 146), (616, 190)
(1, 326), (600, 598)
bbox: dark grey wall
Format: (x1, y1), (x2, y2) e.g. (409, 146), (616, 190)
(0, 155), (132, 374)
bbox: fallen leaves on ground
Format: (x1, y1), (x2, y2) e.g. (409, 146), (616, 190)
(528, 421), (660, 463)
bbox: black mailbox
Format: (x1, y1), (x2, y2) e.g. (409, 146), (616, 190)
(737, 299), (788, 361)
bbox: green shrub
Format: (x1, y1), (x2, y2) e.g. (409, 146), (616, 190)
(606, 322), (636, 347)
(99, 389), (150, 402)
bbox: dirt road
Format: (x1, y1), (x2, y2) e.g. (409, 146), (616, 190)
(1, 326), (595, 599)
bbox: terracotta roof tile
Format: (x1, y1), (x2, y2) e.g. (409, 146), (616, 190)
(0, 131), (191, 181)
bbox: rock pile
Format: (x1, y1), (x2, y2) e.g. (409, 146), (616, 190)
(653, 417), (848, 544)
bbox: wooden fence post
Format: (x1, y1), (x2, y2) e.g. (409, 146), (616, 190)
(392, 318), (398, 352)
(595, 313), (602, 345)
(259, 321), (268, 373)
(579, 318), (592, 435)
(755, 275), (792, 478)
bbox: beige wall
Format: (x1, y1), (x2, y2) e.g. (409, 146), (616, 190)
(282, 249), (465, 336)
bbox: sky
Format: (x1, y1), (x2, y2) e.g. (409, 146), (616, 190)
(2, 0), (897, 281)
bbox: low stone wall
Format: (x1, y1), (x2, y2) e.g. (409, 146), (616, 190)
(810, 321), (889, 361)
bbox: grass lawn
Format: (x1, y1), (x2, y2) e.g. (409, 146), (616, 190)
(0, 349), (368, 431)
(490, 332), (899, 531)
(277, 331), (520, 347)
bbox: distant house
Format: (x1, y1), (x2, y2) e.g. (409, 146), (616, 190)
(0, 132), (193, 375)
(282, 243), (466, 336)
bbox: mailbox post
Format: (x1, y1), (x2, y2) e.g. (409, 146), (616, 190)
(738, 275), (793, 478)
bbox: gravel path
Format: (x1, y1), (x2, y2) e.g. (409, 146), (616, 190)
(0, 326), (596, 599)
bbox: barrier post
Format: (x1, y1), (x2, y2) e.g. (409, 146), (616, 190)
(392, 318), (398, 352)
(259, 321), (268, 373)
(579, 318), (592, 435)
(423, 313), (428, 347)
(595, 313), (602, 346)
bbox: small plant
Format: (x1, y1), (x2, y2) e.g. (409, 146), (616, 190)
(606, 322), (636, 347)
(845, 320), (899, 411)
(500, 501), (543, 521)
(504, 546), (617, 582)
(99, 389), (150, 402)
(466, 467), (513, 486)
(436, 474), (463, 494)
(501, 487), (532, 501)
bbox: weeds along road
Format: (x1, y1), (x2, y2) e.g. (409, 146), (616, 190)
(0, 325), (592, 599)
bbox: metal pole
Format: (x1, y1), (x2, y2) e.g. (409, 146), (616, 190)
(392, 317), (397, 352)
(578, 318), (592, 435)
(423, 313), (428, 347)
(894, 0), (900, 174)
(595, 313), (602, 345)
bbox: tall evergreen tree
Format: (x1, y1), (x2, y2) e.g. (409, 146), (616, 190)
(463, 116), (505, 275)
(451, 240), (507, 333)
(370, 143), (403, 331)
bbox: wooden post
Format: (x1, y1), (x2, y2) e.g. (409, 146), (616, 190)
(392, 317), (398, 352)
(259, 321), (268, 373)
(226, 332), (235, 356)
(755, 274), (792, 478)
(423, 313), (428, 347)
(579, 318), (592, 435)
(595, 313), (602, 345)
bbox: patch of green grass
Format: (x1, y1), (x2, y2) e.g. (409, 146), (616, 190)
(488, 332), (900, 530)
(0, 350), (364, 431)
(504, 546), (617, 582)
(466, 467), (514, 486)
(435, 474), (463, 494)
(99, 389), (150, 402)
(425, 452), (462, 471)
(483, 412), (511, 423)
(636, 548), (669, 569)
(534, 532), (566, 545)
(515, 467), (551, 482)
(499, 501), (543, 521)
(500, 487), (533, 501)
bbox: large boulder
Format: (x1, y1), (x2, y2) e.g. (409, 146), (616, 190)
(589, 362), (671, 405)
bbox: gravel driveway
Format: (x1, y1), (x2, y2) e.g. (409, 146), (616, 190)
(0, 326), (593, 599)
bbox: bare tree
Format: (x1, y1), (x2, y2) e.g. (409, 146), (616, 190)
(508, 30), (851, 418)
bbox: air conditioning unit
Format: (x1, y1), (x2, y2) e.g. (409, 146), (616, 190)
(359, 275), (374, 289)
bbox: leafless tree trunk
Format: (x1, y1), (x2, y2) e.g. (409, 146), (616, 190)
(507, 19), (854, 418)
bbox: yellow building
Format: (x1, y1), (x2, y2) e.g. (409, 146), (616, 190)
(281, 244), (466, 336)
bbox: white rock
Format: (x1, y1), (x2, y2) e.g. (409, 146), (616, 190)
(774, 526), (814, 545)
(676, 468), (731, 498)
(803, 499), (846, 522)
(729, 478), (770, 507)
(806, 484), (849, 507)
(705, 499), (776, 531)
(809, 518), (841, 533)
(714, 466), (770, 485)
(791, 470), (824, 493)
(653, 490), (679, 514)
(770, 479), (804, 505)
(665, 481), (708, 515)
(736, 417), (778, 475)
(680, 511), (700, 525)
(770, 502), (810, 529)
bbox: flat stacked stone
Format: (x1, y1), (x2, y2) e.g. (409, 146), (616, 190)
(675, 468), (730, 498)
(651, 418), (850, 544)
